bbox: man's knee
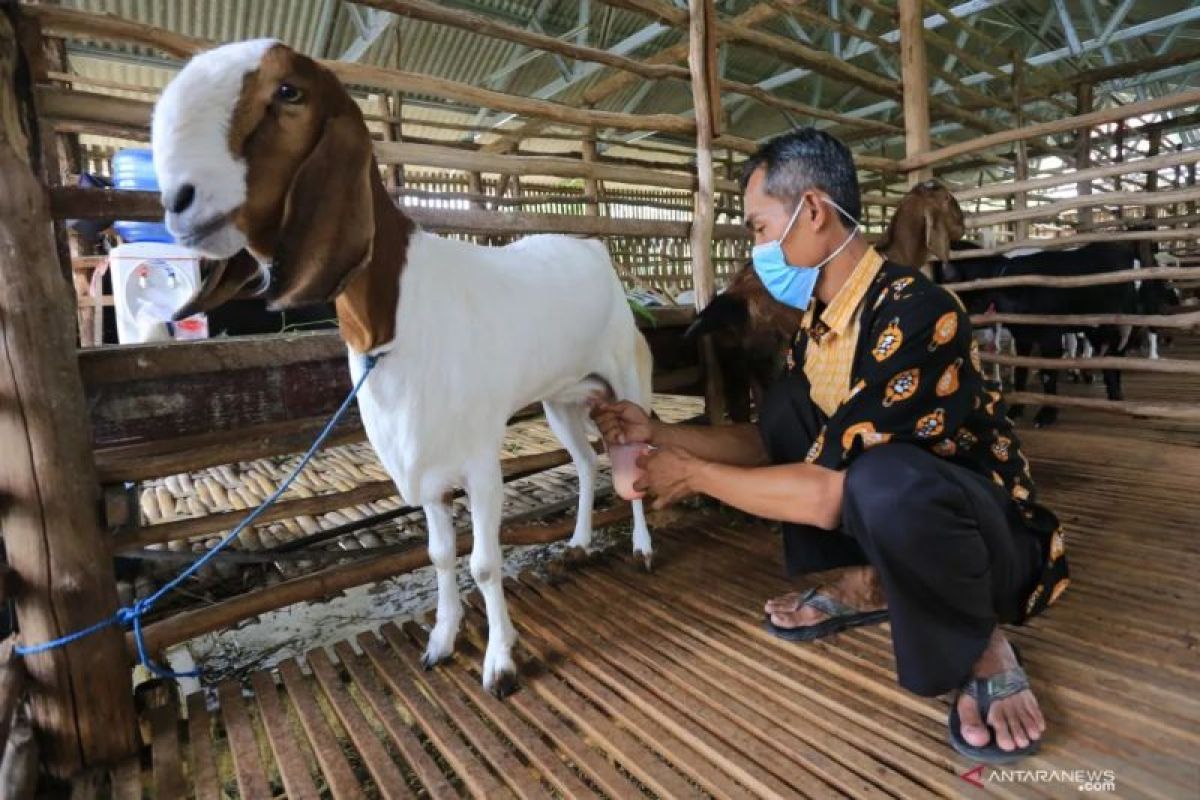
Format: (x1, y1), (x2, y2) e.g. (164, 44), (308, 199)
(843, 444), (940, 547)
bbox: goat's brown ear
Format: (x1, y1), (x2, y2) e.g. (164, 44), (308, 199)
(923, 206), (953, 264)
(172, 251), (266, 320)
(270, 113), (374, 309)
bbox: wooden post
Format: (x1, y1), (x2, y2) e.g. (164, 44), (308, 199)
(0, 8), (137, 777)
(899, 0), (932, 186)
(582, 124), (600, 217)
(1113, 120), (1125, 220)
(688, 0), (725, 423)
(375, 93), (403, 192)
(1010, 52), (1029, 240)
(1075, 83), (1093, 227)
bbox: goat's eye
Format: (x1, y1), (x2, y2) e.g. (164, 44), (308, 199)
(276, 83), (304, 103)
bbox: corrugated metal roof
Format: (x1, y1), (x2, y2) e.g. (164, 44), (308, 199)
(52, 0), (1200, 169)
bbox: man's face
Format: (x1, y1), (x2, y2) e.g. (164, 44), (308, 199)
(743, 166), (846, 268)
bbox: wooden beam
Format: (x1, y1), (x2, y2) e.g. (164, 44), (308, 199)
(954, 147), (1200, 203)
(1001, 392), (1200, 422)
(950, 229), (1200, 259)
(966, 186), (1200, 229)
(688, 0), (718, 309)
(50, 186), (753, 238)
(982, 353), (1200, 376)
(132, 505), (635, 653)
(944, 265), (1200, 293)
(971, 310), (1200, 329)
(351, 0), (692, 82)
(1027, 44), (1200, 97)
(1010, 52), (1028, 240)
(689, 0), (726, 427)
(899, 88), (1200, 172)
(0, 8), (137, 776)
(899, 0), (932, 185)
(1075, 83), (1093, 228)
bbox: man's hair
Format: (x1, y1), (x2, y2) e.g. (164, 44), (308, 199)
(739, 128), (862, 224)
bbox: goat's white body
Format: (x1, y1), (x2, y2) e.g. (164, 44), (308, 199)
(349, 229), (653, 689)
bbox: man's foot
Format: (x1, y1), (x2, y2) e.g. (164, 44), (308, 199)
(765, 565), (886, 629)
(952, 628), (1045, 759)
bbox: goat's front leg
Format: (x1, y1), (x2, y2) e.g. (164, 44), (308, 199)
(466, 460), (518, 697)
(422, 501), (461, 669)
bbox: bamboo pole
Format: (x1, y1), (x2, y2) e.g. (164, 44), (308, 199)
(49, 186), (753, 239)
(970, 310), (1200, 329)
(950, 229), (1200, 258)
(899, 88), (1200, 172)
(981, 353), (1200, 376)
(944, 265), (1200, 293)
(0, 8), (137, 775)
(689, 0), (726, 426)
(132, 505), (634, 654)
(1010, 52), (1028, 241)
(1001, 392), (1200, 422)
(953, 148), (1200, 203)
(899, 0), (932, 186)
(0, 644), (26, 759)
(582, 124), (600, 218)
(1075, 83), (1093, 227)
(966, 186), (1200, 229)
(116, 446), (579, 551)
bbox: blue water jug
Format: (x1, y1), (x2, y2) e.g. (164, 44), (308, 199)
(112, 148), (174, 244)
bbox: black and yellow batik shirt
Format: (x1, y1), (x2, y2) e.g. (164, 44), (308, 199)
(793, 257), (1069, 623)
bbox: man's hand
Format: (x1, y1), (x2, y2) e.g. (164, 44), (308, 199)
(590, 400), (653, 446)
(636, 446), (705, 510)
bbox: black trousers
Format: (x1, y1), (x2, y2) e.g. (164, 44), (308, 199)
(758, 373), (1045, 697)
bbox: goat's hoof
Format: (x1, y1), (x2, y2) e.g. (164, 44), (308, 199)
(564, 546), (592, 568)
(421, 651), (452, 671)
(486, 669), (520, 699)
(633, 549), (654, 572)
(1033, 407), (1058, 428)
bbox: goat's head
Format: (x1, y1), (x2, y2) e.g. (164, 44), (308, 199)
(153, 40), (378, 314)
(685, 261), (800, 347)
(878, 179), (964, 268)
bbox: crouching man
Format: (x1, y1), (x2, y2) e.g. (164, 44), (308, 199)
(593, 129), (1069, 763)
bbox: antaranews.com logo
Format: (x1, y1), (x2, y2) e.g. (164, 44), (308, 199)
(960, 765), (1118, 792)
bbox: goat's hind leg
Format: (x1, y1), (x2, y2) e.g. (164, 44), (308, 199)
(422, 501), (462, 669)
(465, 460), (518, 697)
(543, 400), (597, 564)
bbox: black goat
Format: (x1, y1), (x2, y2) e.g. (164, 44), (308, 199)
(935, 242), (1140, 427)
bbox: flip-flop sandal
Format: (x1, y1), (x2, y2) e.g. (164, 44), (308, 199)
(949, 643), (1041, 764)
(763, 586), (889, 642)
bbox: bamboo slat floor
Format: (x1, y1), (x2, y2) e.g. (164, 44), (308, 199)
(89, 423), (1200, 798)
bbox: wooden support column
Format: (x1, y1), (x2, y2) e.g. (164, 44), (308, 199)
(1113, 119), (1125, 219)
(0, 8), (137, 777)
(899, 0), (932, 186)
(1145, 129), (1162, 203)
(582, 124), (600, 217)
(375, 93), (404, 191)
(1075, 83), (1093, 227)
(688, 0), (725, 423)
(1011, 52), (1028, 240)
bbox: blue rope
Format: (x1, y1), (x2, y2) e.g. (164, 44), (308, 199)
(14, 353), (381, 679)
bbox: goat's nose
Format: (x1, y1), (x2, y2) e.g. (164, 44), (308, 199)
(166, 183), (196, 214)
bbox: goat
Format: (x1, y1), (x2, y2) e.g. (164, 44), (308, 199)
(151, 40), (654, 697)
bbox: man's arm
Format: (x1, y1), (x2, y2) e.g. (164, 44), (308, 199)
(652, 420), (768, 467)
(692, 460), (844, 529)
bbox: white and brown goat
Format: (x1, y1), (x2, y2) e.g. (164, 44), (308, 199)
(152, 40), (653, 696)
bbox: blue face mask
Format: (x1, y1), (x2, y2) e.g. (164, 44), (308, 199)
(752, 197), (860, 310)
